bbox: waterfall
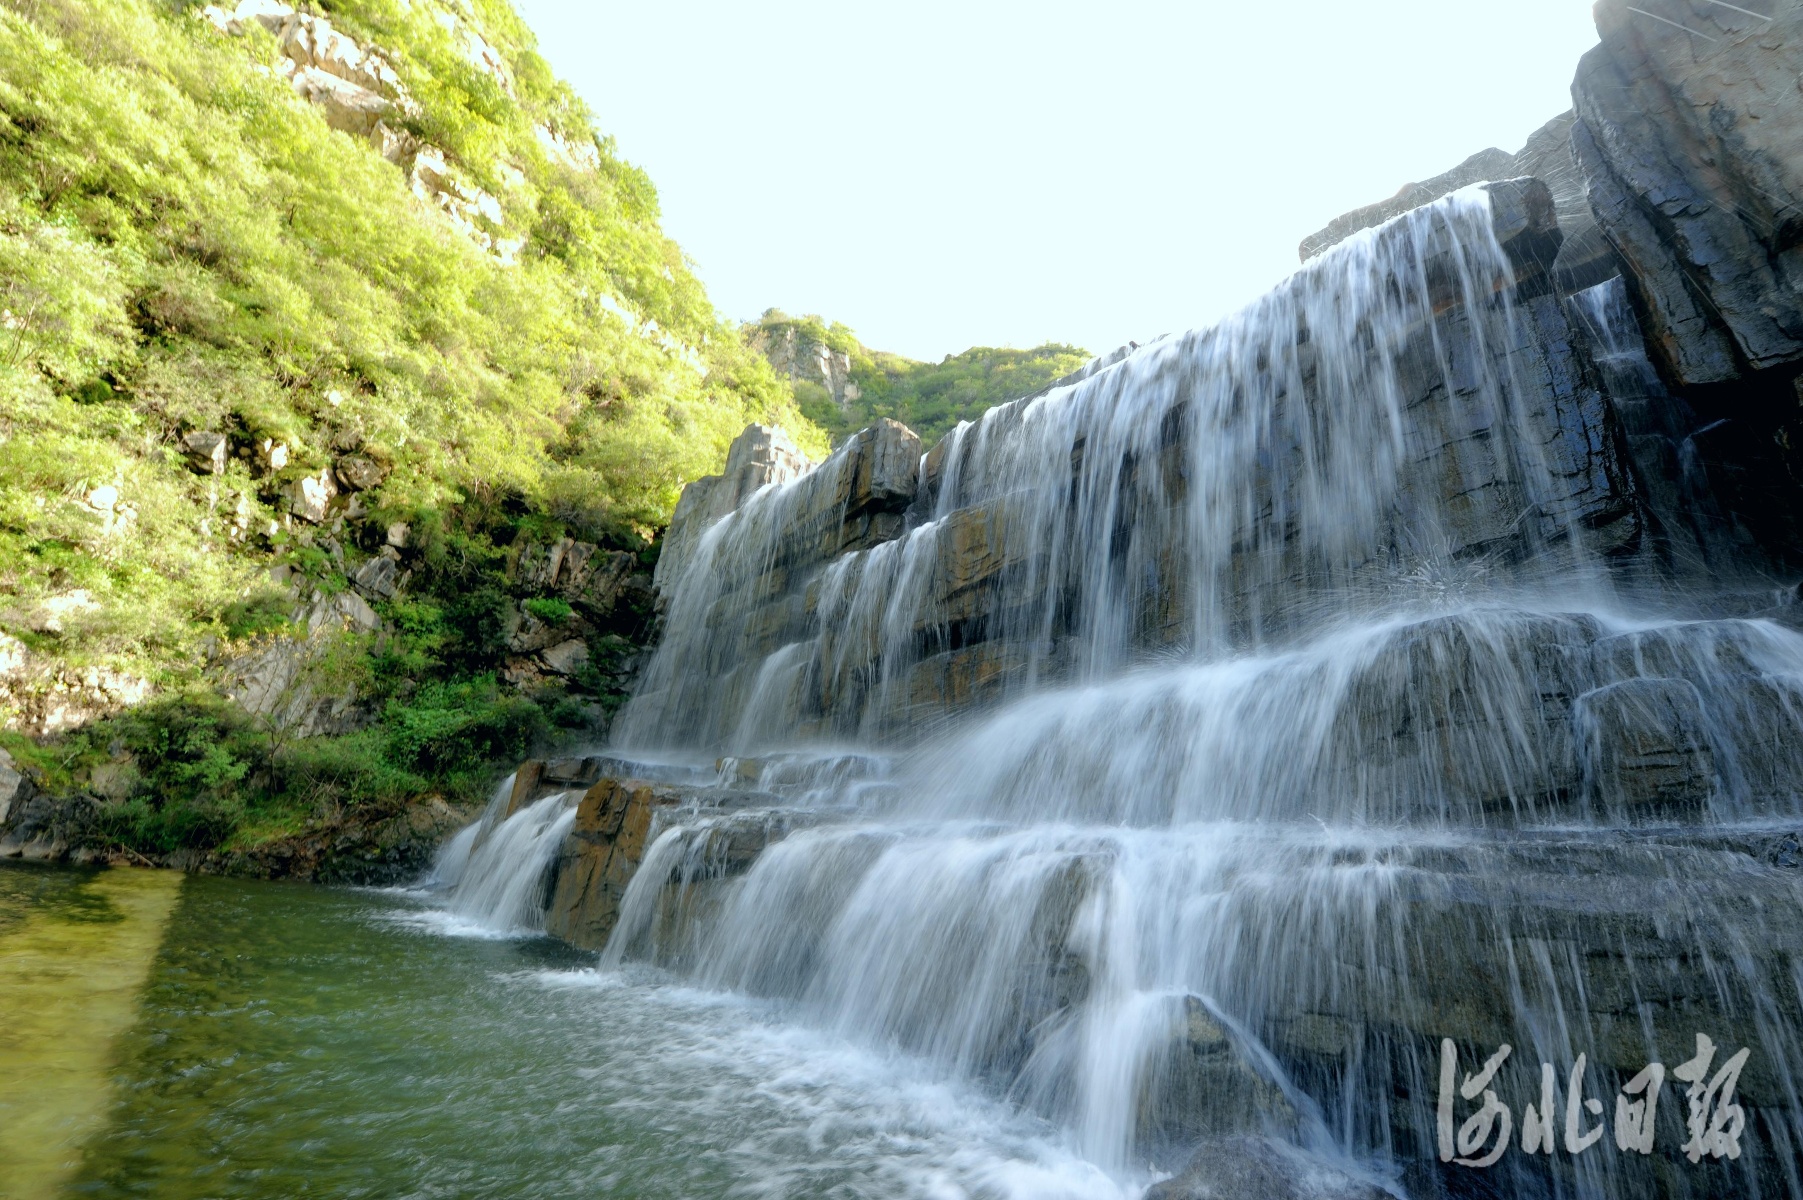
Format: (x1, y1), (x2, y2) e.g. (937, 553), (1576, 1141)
(617, 186), (1640, 753)
(593, 186), (1803, 1196)
(428, 777), (579, 934)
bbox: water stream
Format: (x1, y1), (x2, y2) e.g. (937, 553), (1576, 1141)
(69, 184), (1796, 1199)
(553, 189), (1803, 1196)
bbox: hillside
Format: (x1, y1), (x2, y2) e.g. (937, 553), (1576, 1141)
(0, 0), (826, 865)
(749, 311), (1090, 447)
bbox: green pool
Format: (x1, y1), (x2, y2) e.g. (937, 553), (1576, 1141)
(0, 862), (1124, 1200)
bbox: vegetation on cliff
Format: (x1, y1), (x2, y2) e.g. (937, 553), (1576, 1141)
(0, 0), (826, 863)
(752, 311), (1091, 447)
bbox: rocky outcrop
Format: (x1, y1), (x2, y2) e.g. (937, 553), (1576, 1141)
(653, 424), (814, 592)
(223, 589), (383, 739)
(1572, 0), (1803, 388)
(748, 322), (863, 414)
(0, 654), (152, 737)
(1300, 146), (1519, 261)
(0, 747), (33, 828)
(201, 0), (518, 260)
(631, 181), (1649, 748)
(542, 776), (684, 950)
(1300, 113), (1598, 270)
(1566, 0), (1803, 561)
(196, 793), (470, 884)
(0, 782), (471, 882)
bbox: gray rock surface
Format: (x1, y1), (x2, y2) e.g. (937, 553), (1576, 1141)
(288, 467), (336, 523)
(334, 455), (385, 491)
(1577, 676), (1717, 816)
(1300, 113), (1597, 266)
(0, 747), (31, 827)
(655, 424), (813, 593)
(352, 554), (399, 599)
(180, 430), (227, 475)
(749, 322), (863, 414)
(1572, 0), (1803, 386)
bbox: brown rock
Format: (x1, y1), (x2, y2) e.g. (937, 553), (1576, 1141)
(504, 760), (544, 821)
(543, 778), (683, 950)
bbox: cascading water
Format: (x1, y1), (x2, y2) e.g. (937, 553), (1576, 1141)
(429, 775), (579, 933)
(454, 185), (1803, 1197)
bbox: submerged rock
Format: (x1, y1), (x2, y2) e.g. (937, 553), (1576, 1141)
(1146, 1137), (1389, 1200)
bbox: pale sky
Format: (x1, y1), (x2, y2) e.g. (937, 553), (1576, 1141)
(513, 1), (1602, 362)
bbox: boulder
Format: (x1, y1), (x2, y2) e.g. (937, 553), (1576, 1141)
(181, 430), (228, 474)
(334, 455), (384, 491)
(1575, 676), (1717, 817)
(351, 554), (398, 599)
(1572, 0), (1803, 386)
(540, 638), (590, 676)
(289, 467), (336, 523)
(1139, 996), (1301, 1152)
(1146, 1137), (1389, 1200)
(0, 631), (26, 677)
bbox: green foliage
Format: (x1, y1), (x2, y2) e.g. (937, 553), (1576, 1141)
(751, 310), (1090, 447)
(0, 0), (832, 859)
(521, 596), (570, 624)
(382, 676), (546, 778)
(0, 0), (825, 676)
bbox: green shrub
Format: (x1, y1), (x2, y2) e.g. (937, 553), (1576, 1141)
(521, 596), (571, 624)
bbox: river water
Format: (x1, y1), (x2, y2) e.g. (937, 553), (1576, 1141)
(0, 860), (1131, 1200)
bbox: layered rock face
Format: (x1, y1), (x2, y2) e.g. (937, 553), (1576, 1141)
(1570, 0), (1803, 558)
(441, 11), (1803, 1194)
(620, 180), (1651, 751)
(747, 323), (863, 414)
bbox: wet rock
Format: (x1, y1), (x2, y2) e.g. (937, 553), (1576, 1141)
(1299, 111), (1594, 271)
(1573, 0), (1803, 387)
(1147, 1137), (1389, 1200)
(543, 778), (687, 950)
(1139, 997), (1301, 1152)
(1299, 147), (1517, 262)
(656, 424), (813, 592)
(181, 430), (228, 474)
(1576, 677), (1717, 817)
